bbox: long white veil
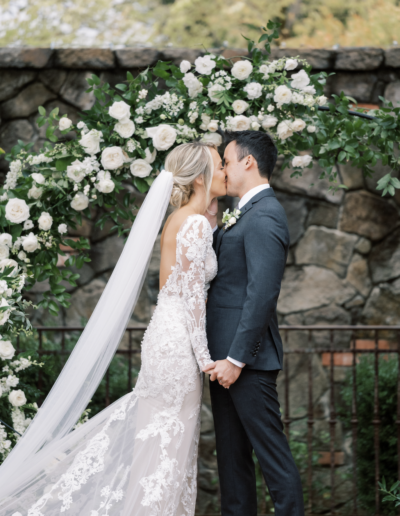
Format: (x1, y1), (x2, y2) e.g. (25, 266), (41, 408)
(0, 170), (173, 502)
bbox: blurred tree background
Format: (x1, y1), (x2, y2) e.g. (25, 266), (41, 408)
(0, 0), (399, 49)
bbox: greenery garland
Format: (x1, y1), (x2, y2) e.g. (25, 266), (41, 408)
(0, 20), (399, 457)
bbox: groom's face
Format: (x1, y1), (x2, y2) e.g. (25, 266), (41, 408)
(224, 141), (246, 197)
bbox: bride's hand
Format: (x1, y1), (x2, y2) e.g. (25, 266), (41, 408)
(202, 362), (215, 375)
(204, 198), (218, 229)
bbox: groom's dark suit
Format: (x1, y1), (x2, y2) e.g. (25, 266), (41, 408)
(206, 187), (304, 516)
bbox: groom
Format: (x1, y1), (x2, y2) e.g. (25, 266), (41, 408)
(204, 131), (304, 516)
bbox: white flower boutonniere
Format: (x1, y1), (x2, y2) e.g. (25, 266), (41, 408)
(222, 208), (241, 230)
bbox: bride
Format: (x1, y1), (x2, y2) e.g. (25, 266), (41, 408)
(0, 141), (227, 515)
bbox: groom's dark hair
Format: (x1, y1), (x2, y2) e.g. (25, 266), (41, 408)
(224, 131), (278, 180)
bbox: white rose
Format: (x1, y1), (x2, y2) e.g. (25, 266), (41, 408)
(261, 115), (278, 129)
(101, 146), (125, 170)
(274, 85), (292, 107)
(8, 389), (27, 407)
(23, 220), (33, 231)
(290, 69), (310, 90)
(200, 113), (211, 131)
(180, 60), (191, 73)
(285, 59), (298, 71)
(292, 155), (313, 168)
(182, 72), (197, 88)
(232, 100), (249, 115)
(303, 85), (316, 95)
(151, 125), (177, 151)
(208, 84), (225, 103)
(307, 125), (316, 133)
(267, 104), (275, 112)
(108, 100), (131, 121)
(251, 122), (260, 130)
(0, 245), (9, 261)
(243, 82), (263, 100)
(194, 55), (215, 75)
(291, 119), (306, 132)
(31, 173), (45, 184)
(0, 279), (8, 293)
(66, 160), (85, 183)
(28, 185), (43, 200)
(5, 199), (30, 224)
(0, 340), (15, 360)
(144, 148), (157, 164)
(231, 60), (253, 80)
(6, 375), (19, 387)
(59, 117), (73, 131)
(22, 232), (39, 253)
(0, 259), (18, 274)
(259, 64), (270, 78)
(277, 120), (294, 140)
(0, 234), (12, 247)
(188, 81), (203, 98)
(201, 132), (222, 147)
(114, 119), (135, 139)
(18, 250), (26, 260)
(71, 192), (89, 211)
(0, 298), (11, 326)
(231, 115), (251, 132)
(79, 129), (103, 155)
(130, 159), (152, 178)
(229, 217), (237, 225)
(316, 95), (328, 106)
(58, 223), (68, 234)
(96, 178), (115, 194)
(207, 120), (219, 132)
(38, 212), (53, 231)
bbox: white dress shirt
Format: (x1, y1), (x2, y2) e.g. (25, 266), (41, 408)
(222, 184), (271, 368)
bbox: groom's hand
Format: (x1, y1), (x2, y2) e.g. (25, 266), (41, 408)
(207, 359), (242, 388)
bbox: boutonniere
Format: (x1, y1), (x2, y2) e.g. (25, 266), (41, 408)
(222, 208), (241, 230)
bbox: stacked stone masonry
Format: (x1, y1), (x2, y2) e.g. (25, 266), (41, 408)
(1, 46), (400, 514)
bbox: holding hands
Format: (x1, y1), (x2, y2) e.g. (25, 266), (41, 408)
(203, 360), (242, 389)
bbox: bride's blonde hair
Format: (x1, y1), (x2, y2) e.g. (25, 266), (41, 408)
(166, 141), (216, 209)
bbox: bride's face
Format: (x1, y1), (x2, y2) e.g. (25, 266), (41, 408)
(209, 148), (227, 198)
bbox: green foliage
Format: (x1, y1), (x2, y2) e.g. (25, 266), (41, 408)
(379, 477), (400, 508)
(340, 355), (399, 514)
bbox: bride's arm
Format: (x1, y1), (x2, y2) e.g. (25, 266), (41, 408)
(180, 217), (214, 371)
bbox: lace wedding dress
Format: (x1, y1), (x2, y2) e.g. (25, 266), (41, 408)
(3, 214), (217, 516)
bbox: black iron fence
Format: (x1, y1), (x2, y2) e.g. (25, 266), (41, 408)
(15, 325), (400, 516)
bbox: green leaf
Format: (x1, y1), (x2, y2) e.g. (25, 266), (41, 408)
(258, 33), (269, 43)
(338, 151), (347, 162)
(134, 177), (150, 193)
(38, 106), (46, 116)
(115, 83), (127, 91)
(55, 156), (75, 172)
(165, 78), (178, 88)
(153, 68), (170, 80)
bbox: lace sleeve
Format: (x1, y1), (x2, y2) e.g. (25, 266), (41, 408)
(179, 216), (214, 371)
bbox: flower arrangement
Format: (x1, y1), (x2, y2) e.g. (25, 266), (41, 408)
(0, 20), (399, 458)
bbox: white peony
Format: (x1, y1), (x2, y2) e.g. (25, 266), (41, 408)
(22, 232), (39, 253)
(274, 85), (292, 107)
(147, 125), (177, 151)
(130, 159), (152, 178)
(66, 160), (85, 183)
(194, 55), (216, 75)
(277, 120), (294, 140)
(201, 132), (222, 147)
(108, 100), (131, 121)
(5, 199), (30, 224)
(180, 60), (191, 73)
(79, 129), (103, 155)
(8, 389), (27, 407)
(0, 245), (9, 261)
(58, 223), (68, 234)
(208, 84), (225, 103)
(144, 148), (157, 164)
(232, 100), (249, 114)
(38, 212), (53, 231)
(114, 119), (135, 138)
(0, 298), (11, 326)
(316, 95), (328, 106)
(231, 60), (253, 80)
(207, 120), (219, 132)
(31, 173), (45, 184)
(230, 115), (251, 131)
(28, 185), (43, 200)
(261, 115), (278, 129)
(290, 69), (310, 90)
(243, 82), (263, 100)
(307, 125), (316, 133)
(59, 117), (73, 131)
(285, 59), (298, 71)
(0, 340), (15, 360)
(101, 146), (125, 170)
(0, 234), (12, 247)
(291, 119), (306, 132)
(71, 192), (89, 211)
(292, 155), (313, 168)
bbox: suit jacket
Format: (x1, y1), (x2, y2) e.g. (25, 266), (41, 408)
(206, 188), (289, 370)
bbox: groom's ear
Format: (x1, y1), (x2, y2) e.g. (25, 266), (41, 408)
(244, 154), (256, 170)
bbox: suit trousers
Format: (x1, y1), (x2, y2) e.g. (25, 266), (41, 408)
(209, 369), (305, 516)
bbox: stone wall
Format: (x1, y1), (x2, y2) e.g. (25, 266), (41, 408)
(1, 46), (400, 514)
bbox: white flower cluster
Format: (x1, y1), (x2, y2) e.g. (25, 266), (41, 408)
(26, 154), (53, 166)
(144, 92), (184, 117)
(4, 160), (22, 190)
(11, 407), (31, 436)
(66, 156), (100, 184)
(0, 424), (11, 459)
(182, 73), (203, 99)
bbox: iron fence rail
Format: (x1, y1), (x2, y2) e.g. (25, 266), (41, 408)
(16, 325), (400, 516)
